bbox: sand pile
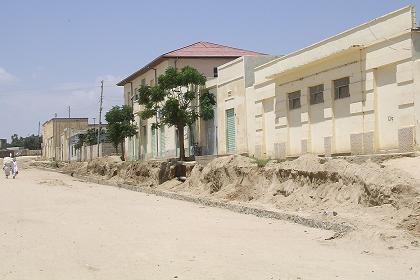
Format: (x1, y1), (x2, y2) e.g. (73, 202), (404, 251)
(62, 156), (177, 188)
(180, 154), (420, 236)
(184, 154), (418, 207)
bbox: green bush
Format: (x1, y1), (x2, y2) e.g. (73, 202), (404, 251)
(252, 157), (270, 167)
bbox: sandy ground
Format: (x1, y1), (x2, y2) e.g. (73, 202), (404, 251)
(0, 168), (419, 280)
(383, 156), (420, 182)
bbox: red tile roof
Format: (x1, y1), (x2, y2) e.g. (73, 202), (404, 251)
(117, 41), (264, 86)
(164, 41), (264, 57)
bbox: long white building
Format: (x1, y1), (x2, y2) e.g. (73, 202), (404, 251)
(210, 6), (420, 158)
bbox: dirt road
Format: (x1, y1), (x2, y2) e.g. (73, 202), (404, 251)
(0, 168), (419, 280)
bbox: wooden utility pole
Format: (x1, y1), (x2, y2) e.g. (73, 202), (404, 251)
(97, 80), (104, 157)
(67, 105), (71, 162)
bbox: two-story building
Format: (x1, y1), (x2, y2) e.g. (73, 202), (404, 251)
(117, 41), (263, 160)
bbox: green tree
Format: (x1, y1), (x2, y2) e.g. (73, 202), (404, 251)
(105, 105), (137, 160)
(9, 134), (41, 149)
(23, 135), (42, 150)
(137, 66), (215, 161)
(10, 134), (23, 147)
(85, 128), (105, 146)
(74, 133), (86, 151)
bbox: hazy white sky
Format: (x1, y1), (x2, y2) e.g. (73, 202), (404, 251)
(0, 0), (419, 141)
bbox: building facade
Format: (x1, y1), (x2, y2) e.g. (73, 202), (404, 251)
(118, 41), (263, 161)
(205, 55), (278, 155)
(42, 118), (89, 160)
(210, 6), (420, 159)
(0, 139), (6, 150)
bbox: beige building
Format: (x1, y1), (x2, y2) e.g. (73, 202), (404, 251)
(117, 41), (263, 160)
(42, 118), (88, 160)
(205, 55), (278, 155)
(211, 6), (420, 158)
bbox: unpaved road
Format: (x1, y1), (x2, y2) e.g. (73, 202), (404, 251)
(0, 169), (419, 280)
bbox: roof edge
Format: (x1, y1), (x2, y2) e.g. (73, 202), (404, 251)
(256, 5), (415, 71)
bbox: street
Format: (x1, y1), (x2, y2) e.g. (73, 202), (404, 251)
(0, 168), (419, 280)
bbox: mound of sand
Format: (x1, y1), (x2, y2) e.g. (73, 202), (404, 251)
(184, 154), (418, 206)
(181, 154), (420, 236)
(61, 156), (177, 188)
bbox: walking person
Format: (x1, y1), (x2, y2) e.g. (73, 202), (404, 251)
(2, 157), (13, 179)
(12, 158), (18, 179)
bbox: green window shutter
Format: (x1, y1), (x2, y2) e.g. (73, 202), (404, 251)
(151, 128), (156, 158)
(160, 127), (166, 157)
(225, 108), (236, 153)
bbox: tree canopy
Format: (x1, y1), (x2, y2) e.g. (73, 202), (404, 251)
(137, 66), (215, 160)
(9, 134), (42, 150)
(105, 105), (137, 160)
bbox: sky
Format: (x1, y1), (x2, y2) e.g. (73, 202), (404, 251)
(0, 0), (419, 141)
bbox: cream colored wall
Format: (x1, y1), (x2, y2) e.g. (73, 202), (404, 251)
(175, 57), (235, 79)
(42, 119), (88, 160)
(414, 32), (420, 150)
(42, 120), (54, 159)
(255, 6), (415, 85)
(254, 48), (416, 157)
(212, 58), (248, 155)
(216, 78), (247, 155)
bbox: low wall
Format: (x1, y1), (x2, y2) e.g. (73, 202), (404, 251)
(78, 143), (116, 162)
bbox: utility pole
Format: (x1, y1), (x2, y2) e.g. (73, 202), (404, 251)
(67, 105), (71, 162)
(97, 80), (104, 157)
(151, 68), (159, 158)
(38, 121), (41, 136)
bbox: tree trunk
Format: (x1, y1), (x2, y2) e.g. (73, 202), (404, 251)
(121, 140), (125, 161)
(178, 124), (185, 161)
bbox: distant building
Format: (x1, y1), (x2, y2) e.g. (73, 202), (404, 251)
(42, 118), (89, 160)
(0, 139), (6, 150)
(61, 124), (113, 162)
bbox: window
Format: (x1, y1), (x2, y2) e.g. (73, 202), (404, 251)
(134, 88), (138, 101)
(288, 91), (301, 110)
(213, 67), (218, 78)
(309, 84), (324, 105)
(334, 77), (350, 99)
(150, 79), (155, 86)
(141, 78), (146, 86)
